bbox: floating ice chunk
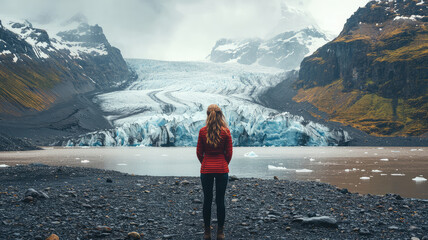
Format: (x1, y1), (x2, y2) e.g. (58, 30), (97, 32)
(81, 146), (90, 149)
(0, 164), (10, 168)
(161, 154), (168, 157)
(380, 174), (387, 176)
(344, 169), (351, 172)
(309, 158), (315, 162)
(418, 149), (424, 151)
(81, 160), (90, 163)
(391, 150), (400, 153)
(244, 151), (258, 158)
(410, 149), (418, 151)
(412, 176), (427, 182)
(361, 169), (366, 172)
(360, 177), (370, 180)
(75, 158), (80, 160)
(371, 170), (382, 173)
(296, 169), (313, 173)
(380, 158), (389, 161)
(391, 173), (405, 176)
(377, 147), (384, 150)
(364, 152), (368, 154)
(268, 165), (287, 170)
(117, 163), (127, 166)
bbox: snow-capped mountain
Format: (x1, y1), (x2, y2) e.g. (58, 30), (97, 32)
(209, 27), (330, 70)
(63, 59), (350, 147)
(0, 18), (132, 115)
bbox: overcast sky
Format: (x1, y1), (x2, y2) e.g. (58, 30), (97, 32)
(0, 0), (370, 61)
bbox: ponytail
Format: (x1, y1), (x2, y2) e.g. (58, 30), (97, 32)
(206, 104), (228, 147)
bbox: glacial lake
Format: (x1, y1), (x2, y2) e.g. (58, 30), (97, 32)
(0, 147), (427, 199)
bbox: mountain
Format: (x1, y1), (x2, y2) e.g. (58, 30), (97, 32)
(293, 0), (427, 137)
(0, 18), (132, 117)
(209, 27), (330, 70)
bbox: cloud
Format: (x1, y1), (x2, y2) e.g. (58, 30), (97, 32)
(0, 0), (370, 60)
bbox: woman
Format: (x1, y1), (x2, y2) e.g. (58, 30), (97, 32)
(197, 104), (233, 240)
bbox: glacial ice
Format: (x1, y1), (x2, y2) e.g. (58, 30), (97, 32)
(244, 151), (258, 158)
(360, 177), (370, 180)
(412, 176), (427, 182)
(80, 160), (90, 163)
(268, 165), (287, 170)
(65, 59), (351, 147)
(295, 169), (313, 173)
(0, 164), (10, 168)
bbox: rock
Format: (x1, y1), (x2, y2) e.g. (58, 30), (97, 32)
(293, 216), (338, 228)
(96, 226), (112, 233)
(388, 225), (400, 231)
(273, 176), (279, 180)
(35, 236), (43, 240)
(106, 178), (113, 183)
(127, 232), (141, 239)
(46, 233), (59, 240)
(422, 236), (428, 240)
(22, 196), (34, 203)
(163, 234), (177, 239)
(82, 203), (92, 208)
(411, 237), (420, 240)
(395, 194), (403, 200)
(180, 180), (190, 185)
(25, 188), (40, 198)
(39, 191), (49, 199)
(340, 188), (349, 194)
(192, 199), (202, 204)
(359, 228), (370, 235)
(285, 226), (291, 231)
(229, 175), (239, 181)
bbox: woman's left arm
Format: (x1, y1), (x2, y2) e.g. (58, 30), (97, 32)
(196, 129), (205, 163)
(224, 129), (233, 164)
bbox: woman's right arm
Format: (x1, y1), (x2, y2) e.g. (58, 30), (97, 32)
(196, 129), (205, 163)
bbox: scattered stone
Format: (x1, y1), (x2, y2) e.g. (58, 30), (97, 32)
(340, 188), (349, 194)
(180, 180), (190, 185)
(97, 226), (113, 233)
(388, 225), (400, 230)
(411, 237), (420, 240)
(229, 175), (239, 181)
(106, 178), (113, 183)
(359, 228), (371, 235)
(163, 234), (177, 239)
(293, 216), (338, 228)
(192, 199), (202, 204)
(285, 226), (291, 231)
(22, 196), (34, 203)
(273, 176), (279, 180)
(46, 233), (59, 240)
(25, 188), (40, 198)
(126, 232), (141, 239)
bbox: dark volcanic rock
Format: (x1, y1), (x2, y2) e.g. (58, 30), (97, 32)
(0, 165), (427, 239)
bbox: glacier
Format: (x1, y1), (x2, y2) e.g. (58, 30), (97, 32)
(64, 59), (351, 147)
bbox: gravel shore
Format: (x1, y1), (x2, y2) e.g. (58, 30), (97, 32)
(0, 164), (427, 240)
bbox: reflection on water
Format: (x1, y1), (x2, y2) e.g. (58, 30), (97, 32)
(0, 147), (427, 199)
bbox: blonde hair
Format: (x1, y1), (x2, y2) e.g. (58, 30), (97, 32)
(206, 104), (228, 147)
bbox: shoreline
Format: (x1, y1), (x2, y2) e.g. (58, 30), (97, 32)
(1, 165), (427, 239)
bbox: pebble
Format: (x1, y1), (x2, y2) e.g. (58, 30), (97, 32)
(46, 233), (59, 240)
(106, 178), (113, 183)
(359, 228), (370, 235)
(127, 232), (141, 239)
(229, 175), (239, 181)
(192, 199), (202, 204)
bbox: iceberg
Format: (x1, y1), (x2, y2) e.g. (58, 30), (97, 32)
(63, 59), (351, 147)
(268, 165), (287, 170)
(412, 176), (427, 182)
(244, 151), (258, 158)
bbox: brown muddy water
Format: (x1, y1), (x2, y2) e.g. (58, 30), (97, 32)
(0, 147), (427, 199)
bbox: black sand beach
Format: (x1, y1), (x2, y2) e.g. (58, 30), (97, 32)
(0, 165), (427, 240)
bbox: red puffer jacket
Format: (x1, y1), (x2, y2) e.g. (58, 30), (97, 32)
(196, 126), (233, 173)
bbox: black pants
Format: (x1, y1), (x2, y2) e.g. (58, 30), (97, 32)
(200, 173), (228, 228)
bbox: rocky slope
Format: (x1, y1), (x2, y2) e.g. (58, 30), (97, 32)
(0, 18), (132, 117)
(293, 0), (427, 137)
(209, 27), (330, 70)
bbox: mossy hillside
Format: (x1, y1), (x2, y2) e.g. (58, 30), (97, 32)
(0, 59), (70, 115)
(294, 80), (428, 136)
